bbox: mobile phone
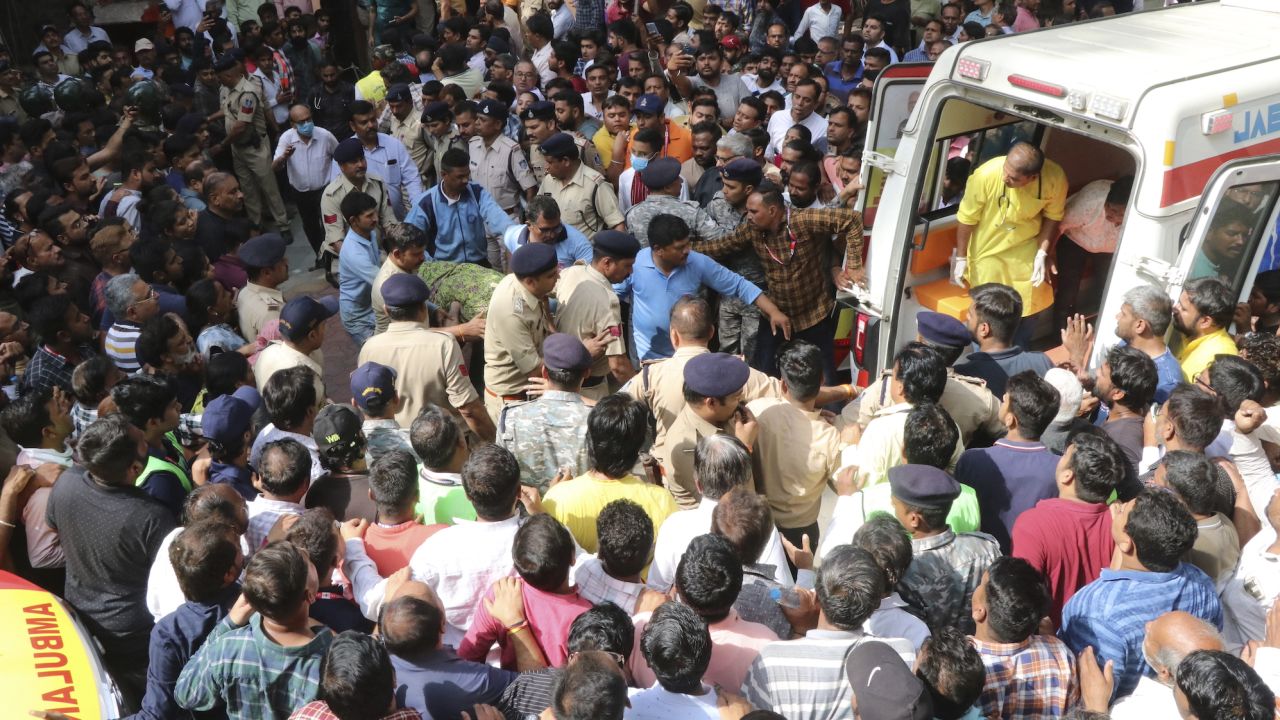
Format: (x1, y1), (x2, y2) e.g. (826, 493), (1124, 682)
(645, 21), (659, 36)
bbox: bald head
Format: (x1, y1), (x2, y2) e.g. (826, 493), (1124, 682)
(288, 104), (312, 124)
(1145, 611), (1224, 681)
(1006, 142), (1045, 177)
(670, 296), (713, 343)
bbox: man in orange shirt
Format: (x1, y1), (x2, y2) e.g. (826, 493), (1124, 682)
(608, 94), (693, 183)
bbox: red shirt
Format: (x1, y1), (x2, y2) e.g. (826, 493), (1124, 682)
(457, 581), (592, 670)
(364, 521), (444, 576)
(1011, 498), (1115, 628)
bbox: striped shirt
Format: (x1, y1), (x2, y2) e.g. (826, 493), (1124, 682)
(970, 634), (1078, 719)
(743, 629), (916, 720)
(1058, 563), (1222, 699)
(105, 321), (143, 374)
(573, 555), (645, 613)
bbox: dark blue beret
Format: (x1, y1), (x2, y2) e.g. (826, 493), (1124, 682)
(539, 132), (577, 159)
(592, 230), (640, 259)
(486, 36), (511, 54)
(212, 54), (239, 72)
(477, 98), (509, 121)
(510, 242), (558, 277)
(642, 157), (682, 189)
(333, 137), (365, 164)
(238, 233), (286, 267)
(888, 464), (960, 509)
(684, 352), (750, 397)
(422, 100), (451, 122)
(721, 157), (763, 185)
(385, 83), (412, 102)
(521, 100), (556, 121)
(543, 333), (592, 372)
(381, 273), (430, 307)
(917, 311), (972, 349)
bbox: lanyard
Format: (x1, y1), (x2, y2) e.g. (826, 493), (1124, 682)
(766, 207), (798, 265)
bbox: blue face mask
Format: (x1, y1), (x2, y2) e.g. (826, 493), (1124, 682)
(631, 154), (649, 172)
(296, 120), (314, 137)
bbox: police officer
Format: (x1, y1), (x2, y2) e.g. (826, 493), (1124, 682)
(522, 100), (603, 183)
(498, 333), (593, 494)
(214, 54), (290, 239)
(707, 158), (768, 360)
(384, 83), (430, 184)
(236, 233), (289, 342)
(625, 157), (727, 248)
(536, 132), (624, 236)
(320, 137), (398, 263)
(849, 311), (1004, 446)
(422, 101), (466, 188)
(555, 230), (640, 401)
(483, 243), (560, 423)
(470, 98), (537, 217)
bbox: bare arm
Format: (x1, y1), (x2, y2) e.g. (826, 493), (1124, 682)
(608, 354), (637, 385)
(86, 111), (134, 171)
(1216, 459), (1262, 546)
(459, 398), (497, 442)
(485, 578), (548, 672)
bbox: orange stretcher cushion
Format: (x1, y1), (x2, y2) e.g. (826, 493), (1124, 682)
(909, 225), (959, 276)
(914, 277), (1054, 319)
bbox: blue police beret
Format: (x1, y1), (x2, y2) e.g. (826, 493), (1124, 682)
(279, 295), (338, 341)
(201, 385), (261, 444)
(642, 157), (682, 189)
(917, 311), (972, 349)
(477, 98), (509, 121)
(237, 233), (287, 267)
(634, 93), (666, 116)
(510, 242), (558, 277)
(212, 54), (238, 73)
(684, 352), (750, 398)
(521, 100), (556, 121)
(539, 132), (577, 159)
(333, 136), (365, 164)
(486, 36), (511, 54)
(422, 100), (451, 122)
(385, 83), (412, 103)
(350, 361), (398, 411)
(888, 464), (960, 509)
(380, 273), (430, 307)
(721, 157), (763, 185)
(592, 230), (640, 259)
(169, 82), (194, 98)
(543, 333), (592, 372)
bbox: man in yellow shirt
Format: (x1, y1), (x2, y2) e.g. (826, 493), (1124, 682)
(952, 142), (1068, 318)
(1173, 276), (1239, 382)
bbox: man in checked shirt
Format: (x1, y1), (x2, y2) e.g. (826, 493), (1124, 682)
(696, 181), (865, 380)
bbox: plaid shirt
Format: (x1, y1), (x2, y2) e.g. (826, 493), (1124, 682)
(22, 343), (98, 396)
(291, 701), (422, 720)
(970, 634), (1078, 720)
(574, 555), (645, 613)
(698, 207), (864, 332)
(71, 401), (98, 439)
(715, 0), (756, 33)
(572, 0), (606, 34)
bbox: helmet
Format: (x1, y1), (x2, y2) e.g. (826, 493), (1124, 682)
(54, 77), (93, 113)
(123, 80), (164, 126)
(19, 85), (55, 117)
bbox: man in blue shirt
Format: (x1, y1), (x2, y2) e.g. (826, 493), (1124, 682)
(338, 191), (383, 344)
(1114, 285), (1183, 404)
(406, 147), (515, 266)
(1058, 488), (1222, 700)
(615, 214), (789, 360)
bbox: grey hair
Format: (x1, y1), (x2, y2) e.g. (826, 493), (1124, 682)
(1153, 615), (1223, 678)
(106, 272), (143, 319)
(1123, 285), (1172, 336)
(716, 133), (753, 159)
(527, 194), (562, 223)
(693, 434), (751, 500)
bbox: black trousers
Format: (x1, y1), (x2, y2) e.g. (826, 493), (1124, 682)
(778, 522), (821, 577)
(753, 312), (839, 384)
(295, 188), (325, 258)
(1053, 235), (1113, 331)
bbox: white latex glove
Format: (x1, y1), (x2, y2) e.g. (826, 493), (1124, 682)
(1031, 249), (1049, 287)
(950, 252), (968, 287)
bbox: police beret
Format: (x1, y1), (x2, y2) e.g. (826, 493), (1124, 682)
(350, 362), (398, 411)
(917, 311), (972, 349)
(333, 136), (365, 164)
(510, 242), (558, 277)
(543, 333), (592, 373)
(684, 352), (750, 398)
(238, 233), (287, 267)
(202, 385), (261, 444)
(592, 230), (640, 259)
(385, 83), (412, 103)
(642, 157), (682, 189)
(169, 82), (194, 98)
(212, 53), (238, 72)
(721, 157), (763, 185)
(486, 36), (511, 54)
(888, 464), (960, 509)
(380, 273), (430, 307)
(539, 132), (577, 159)
(477, 98), (509, 121)
(422, 100), (451, 122)
(279, 295), (339, 341)
(634, 93), (666, 116)
(521, 100), (556, 121)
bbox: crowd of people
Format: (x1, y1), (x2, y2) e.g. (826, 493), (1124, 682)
(2, 0), (1277, 719)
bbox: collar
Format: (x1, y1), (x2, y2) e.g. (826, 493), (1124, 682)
(250, 495), (305, 511)
(1181, 328), (1232, 356)
(744, 562), (777, 579)
(420, 467), (463, 487)
(679, 404), (724, 437)
(539, 390), (585, 403)
(673, 345), (711, 358)
(973, 346), (1023, 360)
(871, 401), (913, 418)
(993, 438), (1047, 451)
(911, 528), (957, 552)
(969, 635), (1034, 655)
(244, 281), (283, 298)
(363, 418), (402, 431)
(387, 320), (429, 332)
(805, 628), (865, 640)
(1098, 564), (1187, 583)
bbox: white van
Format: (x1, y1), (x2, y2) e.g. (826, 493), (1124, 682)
(844, 0), (1280, 378)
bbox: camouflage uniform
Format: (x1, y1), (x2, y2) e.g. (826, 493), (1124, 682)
(899, 529), (1001, 634)
(497, 390), (591, 494)
(626, 194), (729, 248)
(363, 418), (415, 465)
(702, 190), (765, 360)
(417, 260), (504, 321)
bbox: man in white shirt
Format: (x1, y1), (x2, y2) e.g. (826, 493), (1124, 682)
(628, 602), (726, 720)
(250, 364), (327, 482)
(63, 1), (112, 53)
(1110, 611), (1225, 720)
(331, 100), (423, 219)
(527, 13), (557, 85)
(273, 104), (338, 260)
(861, 16), (900, 63)
(792, 0), (843, 44)
(765, 77), (828, 159)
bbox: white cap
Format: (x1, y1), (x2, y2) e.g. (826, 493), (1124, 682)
(1044, 367), (1084, 425)
(134, 38), (155, 52)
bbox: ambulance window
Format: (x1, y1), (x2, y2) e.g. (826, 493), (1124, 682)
(916, 118), (1040, 219)
(862, 83), (924, 225)
(1185, 181), (1280, 293)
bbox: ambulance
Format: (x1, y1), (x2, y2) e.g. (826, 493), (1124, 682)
(843, 0), (1280, 378)
(0, 571), (122, 718)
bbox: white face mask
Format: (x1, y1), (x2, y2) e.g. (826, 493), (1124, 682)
(175, 347), (199, 367)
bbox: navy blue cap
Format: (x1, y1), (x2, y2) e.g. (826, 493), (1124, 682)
(917, 311), (972, 349)
(212, 53), (239, 72)
(385, 83), (412, 103)
(422, 100), (451, 122)
(176, 112), (205, 135)
(278, 295), (338, 340)
(543, 333), (592, 372)
(684, 352), (749, 397)
(477, 98), (509, 121)
(846, 641), (933, 720)
(351, 362), (398, 411)
(201, 385), (261, 444)
(313, 404), (363, 454)
(592, 230), (640, 259)
(169, 82), (194, 97)
(380, 273), (430, 307)
(888, 464), (960, 509)
(510, 242), (558, 277)
(721, 157), (763, 185)
(539, 132), (577, 159)
(333, 137), (365, 164)
(237, 233), (286, 267)
(641, 157), (682, 189)
(486, 36), (510, 54)
(520, 100), (555, 121)
(634, 93), (665, 115)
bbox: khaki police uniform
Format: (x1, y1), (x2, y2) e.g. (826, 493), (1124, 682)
(424, 127), (466, 187)
(528, 132), (604, 183)
(238, 282), (284, 342)
(254, 340), (328, 399)
(388, 111), (430, 183)
(554, 262), (625, 401)
(221, 75), (288, 233)
(651, 405), (748, 509)
(371, 257), (411, 335)
(359, 321), (479, 429)
(483, 273), (553, 423)
(469, 134), (538, 214)
(537, 161), (625, 236)
(845, 369), (1005, 446)
(319, 173), (399, 257)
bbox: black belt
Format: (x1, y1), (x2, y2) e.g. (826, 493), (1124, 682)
(582, 375), (607, 388)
